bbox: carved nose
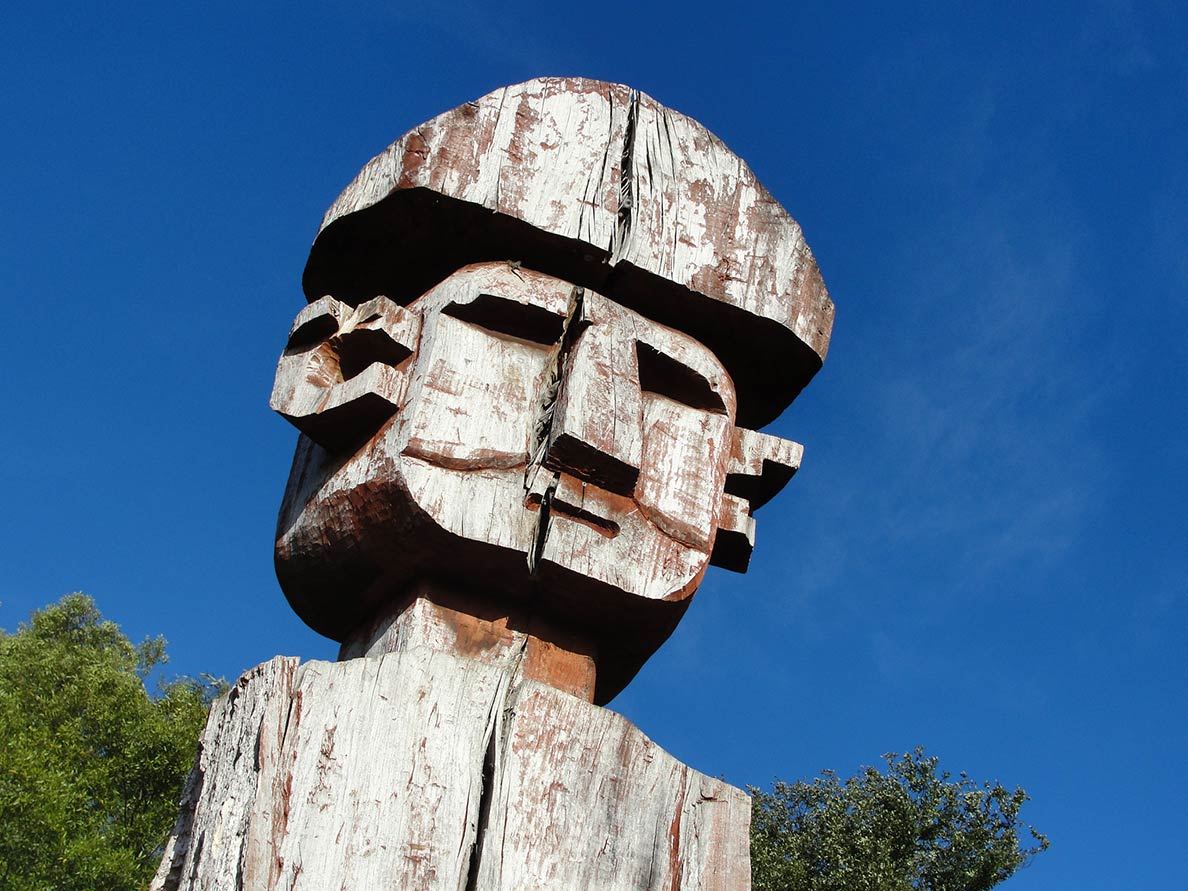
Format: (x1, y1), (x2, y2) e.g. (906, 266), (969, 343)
(542, 321), (642, 497)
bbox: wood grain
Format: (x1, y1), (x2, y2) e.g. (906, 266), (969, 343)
(272, 79), (831, 701)
(272, 264), (782, 701)
(301, 77), (833, 429)
(153, 651), (751, 891)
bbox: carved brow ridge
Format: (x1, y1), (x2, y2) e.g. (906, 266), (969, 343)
(443, 297), (729, 416)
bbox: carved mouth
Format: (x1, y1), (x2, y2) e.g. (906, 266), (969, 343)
(524, 488), (620, 539)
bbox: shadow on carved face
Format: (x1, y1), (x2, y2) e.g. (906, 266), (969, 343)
(273, 261), (737, 599)
(271, 295), (418, 453)
(271, 260), (809, 702)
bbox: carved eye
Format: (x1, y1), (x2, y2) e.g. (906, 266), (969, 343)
(285, 296), (416, 383)
(285, 296), (341, 352)
(271, 296), (420, 453)
(443, 293), (566, 345)
(335, 329), (413, 381)
(635, 342), (727, 414)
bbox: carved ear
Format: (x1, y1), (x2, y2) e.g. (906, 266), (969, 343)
(270, 295), (421, 452)
(709, 428), (803, 573)
(723, 427), (803, 511)
(709, 492), (755, 573)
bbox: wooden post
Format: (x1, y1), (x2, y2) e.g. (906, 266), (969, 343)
(153, 648), (751, 891)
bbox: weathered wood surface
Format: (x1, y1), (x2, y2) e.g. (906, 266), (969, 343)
(302, 76), (834, 430)
(476, 683), (751, 890)
(339, 585), (599, 702)
(272, 262), (802, 701)
(152, 651), (751, 891)
(270, 295), (420, 451)
(152, 657), (300, 891)
(271, 79), (829, 702)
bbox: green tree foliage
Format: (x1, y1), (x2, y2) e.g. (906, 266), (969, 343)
(0, 594), (222, 891)
(750, 748), (1048, 891)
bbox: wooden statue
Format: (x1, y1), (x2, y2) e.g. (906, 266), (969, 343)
(153, 77), (834, 891)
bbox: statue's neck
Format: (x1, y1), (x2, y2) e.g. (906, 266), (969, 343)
(337, 580), (598, 702)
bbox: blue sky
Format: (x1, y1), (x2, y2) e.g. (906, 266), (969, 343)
(3, 2), (1185, 887)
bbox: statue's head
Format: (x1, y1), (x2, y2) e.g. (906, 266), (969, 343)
(271, 78), (834, 702)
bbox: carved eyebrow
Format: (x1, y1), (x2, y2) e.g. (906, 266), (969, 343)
(635, 341), (727, 413)
(442, 293), (566, 345)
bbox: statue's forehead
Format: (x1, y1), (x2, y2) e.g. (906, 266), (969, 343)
(414, 263), (572, 322)
(409, 263), (736, 413)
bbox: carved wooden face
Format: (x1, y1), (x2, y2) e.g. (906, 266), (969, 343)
(271, 262), (798, 691)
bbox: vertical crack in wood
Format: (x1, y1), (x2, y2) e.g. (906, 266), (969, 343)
(462, 725), (498, 891)
(667, 771), (689, 891)
(612, 89), (639, 262)
(526, 474), (556, 577)
(265, 669), (303, 889)
(463, 670), (514, 891)
(525, 285), (586, 575)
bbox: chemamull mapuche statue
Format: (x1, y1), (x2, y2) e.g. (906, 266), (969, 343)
(153, 77), (834, 891)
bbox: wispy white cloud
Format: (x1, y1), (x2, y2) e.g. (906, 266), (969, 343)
(873, 219), (1104, 574)
(756, 68), (1115, 655)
